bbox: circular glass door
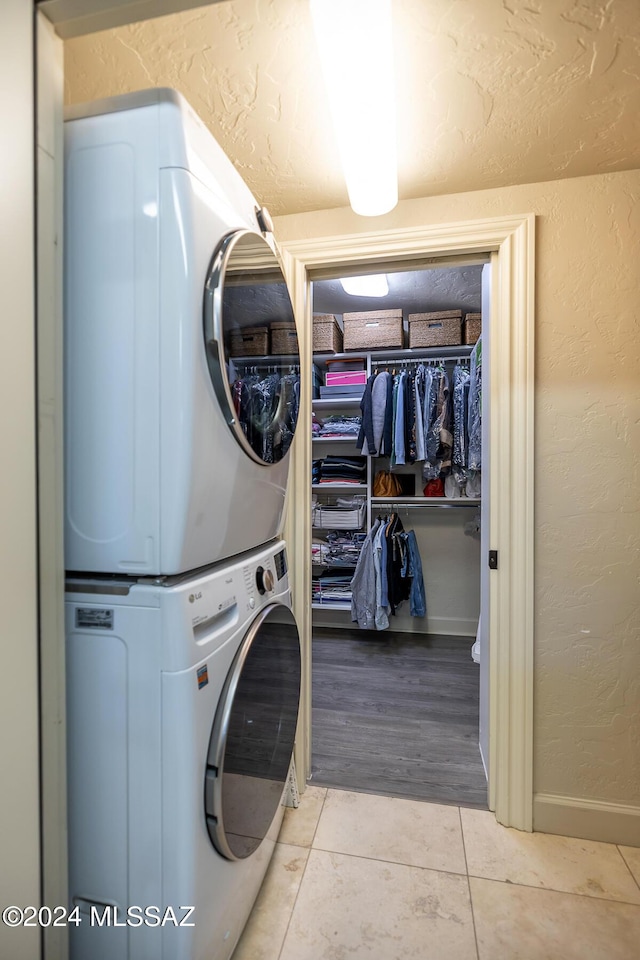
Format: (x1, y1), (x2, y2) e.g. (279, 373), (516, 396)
(203, 230), (300, 465)
(204, 603), (301, 860)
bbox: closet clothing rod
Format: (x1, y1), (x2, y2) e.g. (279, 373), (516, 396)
(372, 498), (480, 509)
(371, 354), (472, 366)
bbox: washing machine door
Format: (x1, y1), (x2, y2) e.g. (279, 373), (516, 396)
(204, 602), (301, 860)
(203, 230), (300, 466)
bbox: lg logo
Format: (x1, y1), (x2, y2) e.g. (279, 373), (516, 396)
(188, 591), (203, 604)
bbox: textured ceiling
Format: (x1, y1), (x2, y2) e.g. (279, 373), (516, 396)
(63, 0), (640, 217)
(313, 266), (483, 317)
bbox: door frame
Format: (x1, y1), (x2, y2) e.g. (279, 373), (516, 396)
(282, 213), (535, 830)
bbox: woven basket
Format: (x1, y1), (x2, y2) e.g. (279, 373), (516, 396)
(229, 325), (269, 357)
(270, 321), (299, 355)
(408, 311), (462, 348)
(313, 314), (343, 353)
(464, 313), (482, 345)
(343, 309), (404, 351)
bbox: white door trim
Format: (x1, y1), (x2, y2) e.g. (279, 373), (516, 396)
(282, 213), (535, 830)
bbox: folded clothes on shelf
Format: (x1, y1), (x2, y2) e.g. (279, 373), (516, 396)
(317, 455), (366, 484)
(317, 415), (362, 438)
(312, 531), (365, 569)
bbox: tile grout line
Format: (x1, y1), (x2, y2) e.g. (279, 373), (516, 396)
(309, 842), (470, 878)
(616, 845), (640, 894)
(466, 872), (640, 908)
(459, 805), (481, 960)
(275, 787), (330, 960)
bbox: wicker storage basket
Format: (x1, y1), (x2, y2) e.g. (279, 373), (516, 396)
(343, 309), (404, 351)
(229, 325), (269, 357)
(408, 310), (462, 348)
(270, 321), (299, 355)
(313, 314), (343, 353)
(464, 312), (482, 345)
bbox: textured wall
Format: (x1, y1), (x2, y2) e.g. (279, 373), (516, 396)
(275, 169), (640, 808)
(63, 0), (640, 216)
(61, 0), (640, 812)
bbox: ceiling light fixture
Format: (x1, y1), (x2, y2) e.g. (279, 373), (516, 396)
(340, 274), (389, 297)
(309, 0), (398, 217)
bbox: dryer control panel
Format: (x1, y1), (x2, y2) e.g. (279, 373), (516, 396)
(274, 547), (287, 581)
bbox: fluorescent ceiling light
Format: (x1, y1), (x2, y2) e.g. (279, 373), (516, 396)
(310, 0), (398, 217)
(340, 274), (389, 297)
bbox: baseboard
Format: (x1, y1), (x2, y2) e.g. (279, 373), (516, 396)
(425, 616), (477, 637)
(311, 609), (477, 637)
(533, 793), (640, 847)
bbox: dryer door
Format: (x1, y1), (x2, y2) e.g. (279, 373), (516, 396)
(204, 602), (301, 860)
(203, 230), (300, 466)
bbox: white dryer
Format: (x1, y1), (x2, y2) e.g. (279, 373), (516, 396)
(64, 89), (300, 576)
(65, 539), (300, 960)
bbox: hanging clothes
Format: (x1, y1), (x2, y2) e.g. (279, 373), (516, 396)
(393, 372), (407, 466)
(350, 514), (426, 630)
(385, 513), (410, 614)
(371, 371), (392, 456)
(400, 529), (426, 618)
(356, 373), (378, 455)
(373, 521), (390, 631)
(232, 370), (299, 463)
(414, 366), (426, 462)
(468, 336), (482, 472)
(452, 363), (471, 486)
(356, 371), (393, 457)
(350, 518), (380, 630)
(404, 370), (417, 463)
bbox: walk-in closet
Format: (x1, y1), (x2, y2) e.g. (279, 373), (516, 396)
(309, 259), (489, 808)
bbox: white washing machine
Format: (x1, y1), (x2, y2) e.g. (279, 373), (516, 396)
(64, 89), (300, 576)
(65, 539), (301, 960)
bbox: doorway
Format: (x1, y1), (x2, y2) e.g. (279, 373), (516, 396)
(281, 215), (534, 830)
(308, 258), (488, 808)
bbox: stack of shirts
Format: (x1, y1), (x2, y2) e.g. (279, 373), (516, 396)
(316, 455), (366, 485)
(317, 415), (361, 438)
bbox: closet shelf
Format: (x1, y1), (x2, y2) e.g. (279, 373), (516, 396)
(313, 345), (473, 363)
(311, 602), (352, 612)
(312, 436), (359, 443)
(313, 398), (363, 411)
(312, 483), (367, 492)
(312, 526), (365, 532)
(371, 497), (481, 507)
(231, 353), (300, 365)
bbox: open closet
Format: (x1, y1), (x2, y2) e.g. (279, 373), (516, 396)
(309, 259), (489, 807)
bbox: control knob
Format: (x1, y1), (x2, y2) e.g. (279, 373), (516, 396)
(255, 566), (274, 595)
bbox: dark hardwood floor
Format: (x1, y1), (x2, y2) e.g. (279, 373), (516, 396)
(310, 627), (488, 808)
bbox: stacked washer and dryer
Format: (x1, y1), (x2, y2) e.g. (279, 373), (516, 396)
(64, 89), (302, 960)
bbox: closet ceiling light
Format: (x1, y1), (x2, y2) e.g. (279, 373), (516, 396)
(309, 0), (398, 217)
(340, 274), (389, 297)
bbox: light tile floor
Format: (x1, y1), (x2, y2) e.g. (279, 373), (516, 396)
(233, 787), (640, 960)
